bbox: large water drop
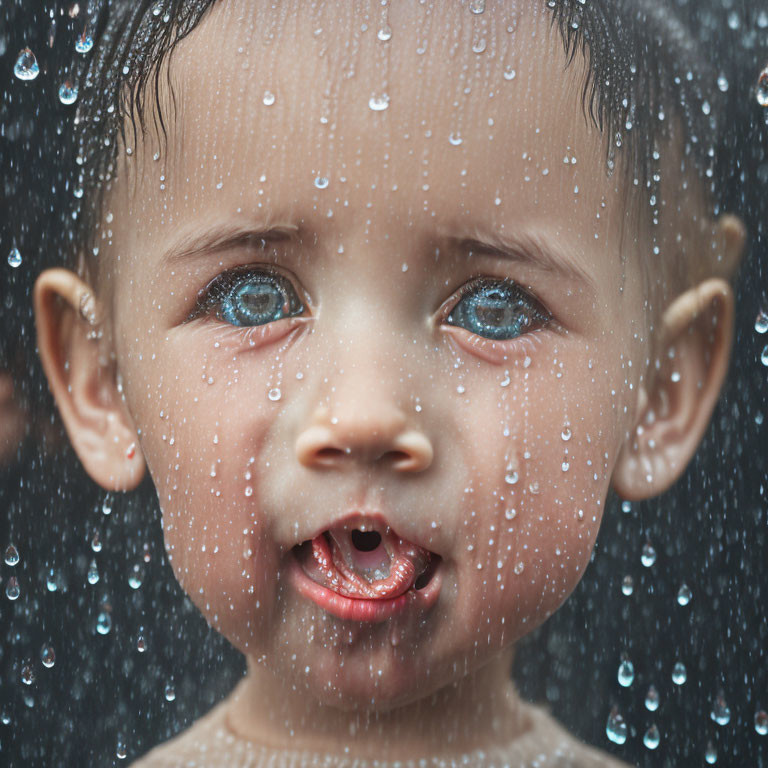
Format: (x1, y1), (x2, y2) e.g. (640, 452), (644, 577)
(13, 48), (39, 81)
(605, 707), (628, 745)
(4, 544), (20, 566)
(75, 31), (94, 54)
(58, 80), (79, 105)
(617, 658), (635, 687)
(672, 661), (687, 685)
(643, 724), (660, 750)
(7, 247), (22, 268)
(757, 68), (768, 107)
(710, 692), (731, 726)
(368, 95), (390, 111)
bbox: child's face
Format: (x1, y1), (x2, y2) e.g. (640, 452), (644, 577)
(100, 1), (650, 707)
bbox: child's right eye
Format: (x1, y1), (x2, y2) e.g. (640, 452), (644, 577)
(188, 266), (306, 327)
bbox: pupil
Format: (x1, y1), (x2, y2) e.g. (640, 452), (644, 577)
(351, 530), (382, 552)
(235, 283), (283, 321)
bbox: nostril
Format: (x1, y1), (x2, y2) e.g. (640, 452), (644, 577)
(315, 447), (347, 464)
(351, 529), (382, 552)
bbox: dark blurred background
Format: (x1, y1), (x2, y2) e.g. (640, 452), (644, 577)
(1, 1), (766, 766)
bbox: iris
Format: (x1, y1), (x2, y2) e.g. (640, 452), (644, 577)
(197, 268), (304, 327)
(447, 279), (543, 340)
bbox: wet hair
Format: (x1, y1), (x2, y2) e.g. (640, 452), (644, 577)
(3, 0), (766, 280)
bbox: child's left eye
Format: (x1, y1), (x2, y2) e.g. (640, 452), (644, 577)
(190, 267), (305, 327)
(445, 278), (551, 340)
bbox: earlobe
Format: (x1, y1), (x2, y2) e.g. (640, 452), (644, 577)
(34, 268), (146, 491)
(612, 278), (734, 500)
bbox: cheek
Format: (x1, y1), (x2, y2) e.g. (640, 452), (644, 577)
(458, 345), (628, 639)
(122, 342), (282, 652)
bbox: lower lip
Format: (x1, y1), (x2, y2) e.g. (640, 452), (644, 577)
(287, 553), (443, 622)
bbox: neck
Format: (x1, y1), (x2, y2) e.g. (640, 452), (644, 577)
(226, 650), (528, 761)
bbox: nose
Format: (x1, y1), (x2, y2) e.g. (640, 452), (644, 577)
(295, 401), (433, 472)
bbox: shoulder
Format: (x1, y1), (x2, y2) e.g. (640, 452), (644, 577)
(128, 696), (248, 768)
(507, 700), (634, 768)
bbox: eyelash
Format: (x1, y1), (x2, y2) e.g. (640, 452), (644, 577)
(187, 266), (552, 343)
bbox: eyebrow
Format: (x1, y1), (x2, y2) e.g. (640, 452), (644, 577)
(449, 230), (598, 296)
(160, 223), (300, 268)
(160, 222), (597, 296)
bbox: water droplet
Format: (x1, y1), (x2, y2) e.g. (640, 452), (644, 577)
(701, 100), (711, 115)
(6, 576), (20, 600)
(91, 531), (102, 552)
(102, 499), (112, 516)
(754, 709), (768, 736)
(472, 38), (487, 54)
(605, 707), (628, 745)
(75, 31), (93, 54)
(469, 0), (485, 13)
(377, 25), (392, 41)
(96, 611), (112, 635)
(645, 685), (660, 712)
(643, 724), (660, 750)
(513, 561), (524, 575)
(761, 344), (768, 367)
(710, 692), (731, 726)
(448, 132), (463, 146)
(755, 309), (768, 334)
(641, 542), (657, 567)
(7, 247), (22, 268)
(717, 74), (729, 92)
(621, 575), (634, 596)
(503, 66), (516, 81)
(1, 710), (11, 725)
(21, 663), (35, 686)
(87, 559), (100, 585)
(617, 658), (635, 687)
(164, 683), (176, 702)
(41, 645), (55, 668)
(137, 635), (147, 653)
(58, 80), (78, 105)
(128, 564), (143, 589)
(504, 465), (519, 485)
(758, 68), (768, 108)
(705, 741), (717, 763)
(4, 544), (20, 566)
(561, 426), (572, 441)
(368, 94), (390, 111)
(676, 583), (692, 606)
(262, 90), (276, 106)
(14, 48), (39, 81)
(116, 739), (127, 760)
(268, 387), (282, 402)
(504, 508), (517, 521)
(671, 661), (687, 685)
(314, 176), (329, 190)
(621, 500), (631, 513)
(46, 569), (59, 592)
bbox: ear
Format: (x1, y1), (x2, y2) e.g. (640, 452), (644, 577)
(34, 268), (146, 491)
(612, 277), (736, 500)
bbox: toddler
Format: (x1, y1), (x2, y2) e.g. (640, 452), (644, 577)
(33, 1), (745, 765)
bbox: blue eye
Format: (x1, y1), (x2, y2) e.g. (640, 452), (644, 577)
(446, 279), (548, 340)
(194, 268), (305, 327)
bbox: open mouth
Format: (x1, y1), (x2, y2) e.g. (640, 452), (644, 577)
(289, 520), (442, 621)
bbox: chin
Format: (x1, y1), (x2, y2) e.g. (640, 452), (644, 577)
(268, 621), (457, 712)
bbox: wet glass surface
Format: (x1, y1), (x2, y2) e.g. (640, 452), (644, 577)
(1, 2), (766, 766)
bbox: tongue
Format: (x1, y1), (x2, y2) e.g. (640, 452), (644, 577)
(309, 524), (431, 600)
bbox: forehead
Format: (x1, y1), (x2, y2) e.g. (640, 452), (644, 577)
(111, 0), (634, 296)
